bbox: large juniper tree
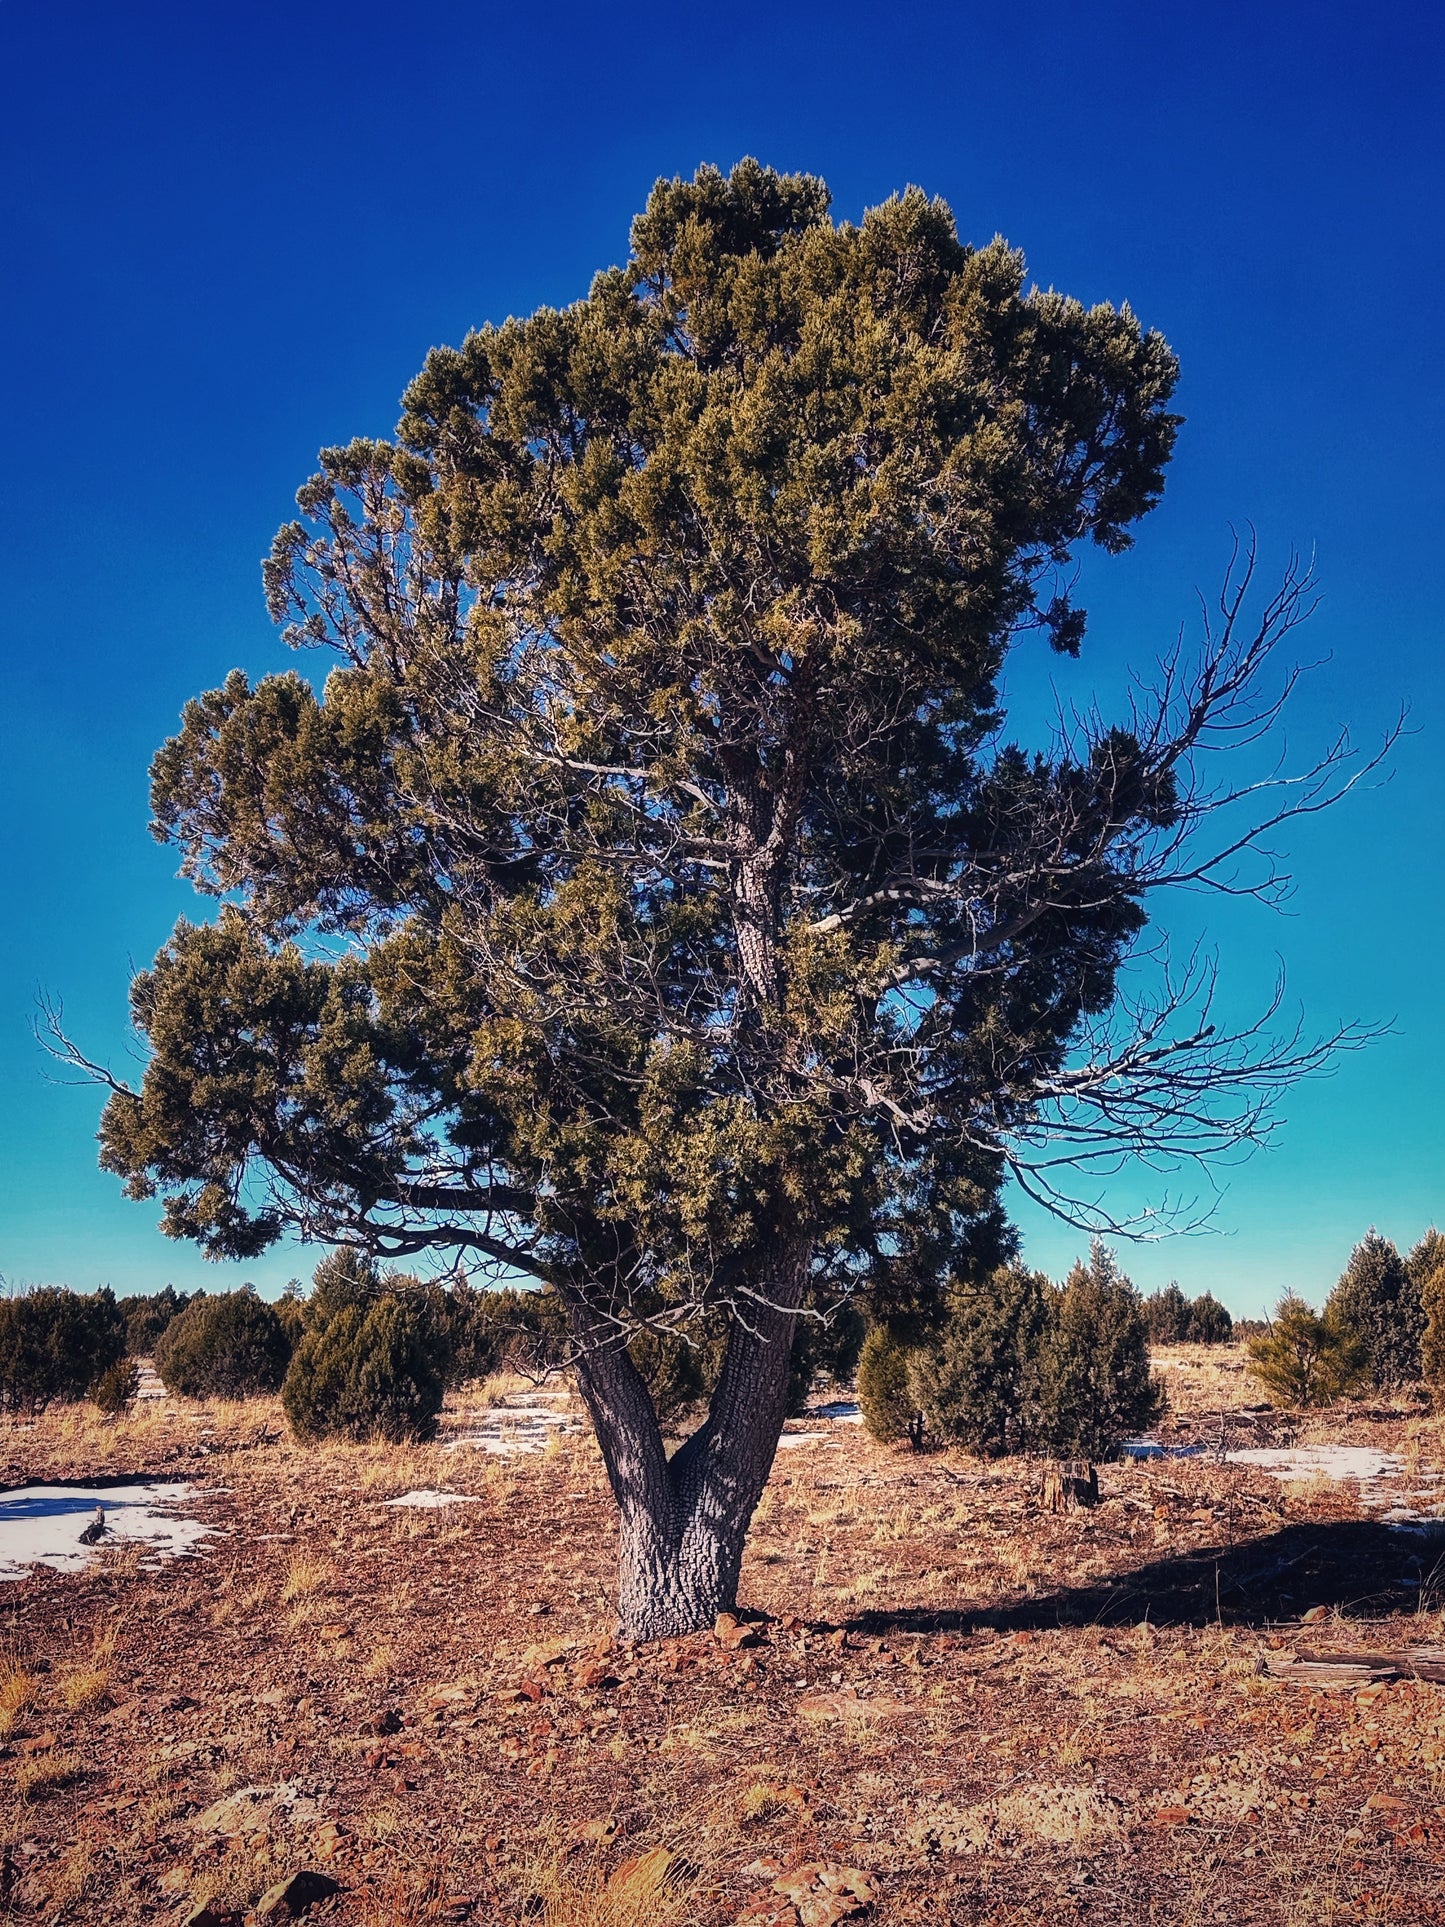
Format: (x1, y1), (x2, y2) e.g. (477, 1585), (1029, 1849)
(76, 163), (1370, 1637)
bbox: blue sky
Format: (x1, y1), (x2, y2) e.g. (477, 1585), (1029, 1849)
(0, 0), (1440, 1313)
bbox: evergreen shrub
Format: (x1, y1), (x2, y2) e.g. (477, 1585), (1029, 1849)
(1413, 1228), (1445, 1392)
(1185, 1291), (1233, 1344)
(92, 1358), (140, 1416)
(1142, 1282), (1233, 1345)
(0, 1288), (126, 1414)
(122, 1286), (192, 1357)
(908, 1267), (1053, 1455)
(861, 1242), (1162, 1461)
(154, 1288), (291, 1399)
(857, 1325), (923, 1447)
(1324, 1231), (1424, 1389)
(282, 1296), (446, 1442)
(1034, 1245), (1163, 1459)
(1247, 1293), (1367, 1406)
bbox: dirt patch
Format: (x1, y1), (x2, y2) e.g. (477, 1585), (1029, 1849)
(0, 1350), (1441, 1924)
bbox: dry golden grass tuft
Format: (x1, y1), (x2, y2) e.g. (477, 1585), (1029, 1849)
(15, 1747), (83, 1801)
(521, 1844), (693, 1927)
(59, 1621), (119, 1712)
(281, 1552), (330, 1602)
(0, 1660), (37, 1739)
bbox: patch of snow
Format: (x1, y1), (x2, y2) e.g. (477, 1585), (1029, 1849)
(0, 1482), (215, 1581)
(445, 1388), (583, 1456)
(1120, 1436), (1205, 1460)
(776, 1431), (835, 1450)
(813, 1400), (863, 1422)
(1225, 1445), (1401, 1484)
(382, 1489), (481, 1509)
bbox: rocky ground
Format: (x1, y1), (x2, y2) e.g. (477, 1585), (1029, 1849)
(0, 1346), (1443, 1925)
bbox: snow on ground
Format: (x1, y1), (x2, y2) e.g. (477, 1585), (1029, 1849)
(0, 1482), (216, 1580)
(381, 1489), (482, 1508)
(445, 1387), (584, 1457)
(776, 1431), (836, 1450)
(1224, 1444), (1402, 1484)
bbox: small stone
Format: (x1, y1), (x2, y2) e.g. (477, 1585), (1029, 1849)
(184, 1906), (244, 1927)
(254, 1870), (341, 1919)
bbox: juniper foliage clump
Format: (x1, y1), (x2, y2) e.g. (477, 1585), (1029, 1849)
(1032, 1241), (1162, 1459)
(907, 1266), (1055, 1456)
(154, 1288), (292, 1399)
(1142, 1282), (1233, 1346)
(0, 1288), (126, 1415)
(122, 1285), (193, 1357)
(92, 1358), (141, 1416)
(282, 1295), (446, 1442)
(74, 158), (1364, 1637)
(857, 1326), (923, 1448)
(1406, 1229), (1445, 1393)
(1324, 1230), (1425, 1389)
(1248, 1293), (1367, 1407)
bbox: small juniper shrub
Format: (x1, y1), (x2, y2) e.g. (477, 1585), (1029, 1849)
(121, 1285), (193, 1357)
(862, 1242), (1162, 1460)
(1034, 1243), (1164, 1458)
(273, 1280), (309, 1347)
(282, 1295), (446, 1442)
(1248, 1292), (1368, 1407)
(1185, 1290), (1233, 1343)
(0, 1287), (126, 1415)
(1407, 1229), (1445, 1395)
(91, 1358), (140, 1416)
(154, 1287), (292, 1399)
(908, 1266), (1054, 1456)
(1142, 1282), (1192, 1344)
(1324, 1229), (1425, 1389)
(1142, 1282), (1233, 1344)
(857, 1326), (925, 1448)
(443, 1282), (569, 1383)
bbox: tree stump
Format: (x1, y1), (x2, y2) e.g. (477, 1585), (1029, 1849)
(1042, 1461), (1098, 1512)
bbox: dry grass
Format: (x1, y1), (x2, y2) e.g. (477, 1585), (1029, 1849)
(281, 1552), (330, 1601)
(0, 1660), (37, 1739)
(14, 1748), (83, 1801)
(0, 1344), (1441, 1925)
(58, 1621), (119, 1712)
(523, 1844), (693, 1927)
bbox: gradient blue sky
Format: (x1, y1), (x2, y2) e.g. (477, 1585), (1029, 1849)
(1, 1), (1440, 1313)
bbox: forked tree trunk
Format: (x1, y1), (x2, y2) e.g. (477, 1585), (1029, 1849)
(570, 1236), (812, 1641)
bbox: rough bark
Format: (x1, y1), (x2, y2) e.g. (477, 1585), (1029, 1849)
(570, 1236), (812, 1640)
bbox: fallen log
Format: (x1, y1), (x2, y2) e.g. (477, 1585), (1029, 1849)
(1266, 1645), (1445, 1686)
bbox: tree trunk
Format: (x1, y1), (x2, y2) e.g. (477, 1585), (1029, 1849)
(570, 1235), (812, 1640)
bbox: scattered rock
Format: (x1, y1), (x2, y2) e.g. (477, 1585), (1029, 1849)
(254, 1869), (341, 1919)
(183, 1906), (244, 1927)
(908, 1783), (1126, 1859)
(360, 1708), (403, 1737)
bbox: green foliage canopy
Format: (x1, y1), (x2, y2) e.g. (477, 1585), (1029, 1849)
(0, 1288), (126, 1415)
(154, 1288), (292, 1399)
(96, 160), (1184, 1330)
(1324, 1230), (1424, 1389)
(1247, 1293), (1367, 1408)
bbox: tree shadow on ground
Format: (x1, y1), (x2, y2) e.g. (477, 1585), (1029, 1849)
(847, 1521), (1445, 1637)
